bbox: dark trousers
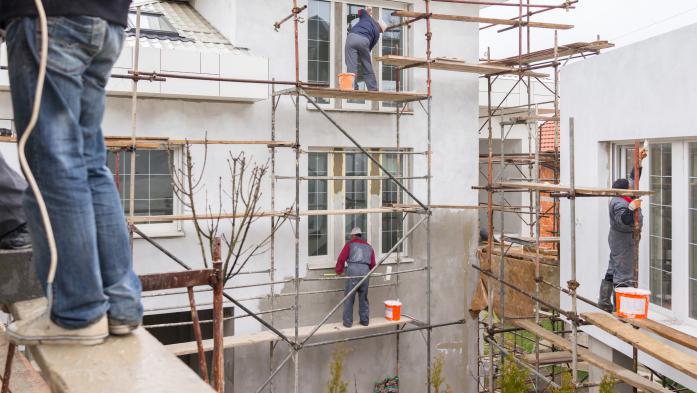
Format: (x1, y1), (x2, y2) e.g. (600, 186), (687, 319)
(345, 33), (378, 91)
(343, 263), (370, 326)
(0, 152), (27, 237)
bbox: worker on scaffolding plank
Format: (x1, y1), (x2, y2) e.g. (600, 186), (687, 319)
(336, 227), (376, 327)
(345, 7), (386, 91)
(1, 0), (143, 345)
(598, 148), (646, 312)
(0, 152), (31, 250)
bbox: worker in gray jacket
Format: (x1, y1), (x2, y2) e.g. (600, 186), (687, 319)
(335, 227), (376, 327)
(598, 149), (646, 312)
(345, 7), (386, 91)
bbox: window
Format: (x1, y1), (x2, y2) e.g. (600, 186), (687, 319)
(107, 149), (174, 224)
(308, 0), (331, 104)
(127, 11), (180, 38)
(689, 143), (697, 318)
(308, 153), (329, 257)
(345, 153), (369, 241)
(381, 8), (404, 107)
(649, 143), (672, 309)
(381, 154), (403, 253)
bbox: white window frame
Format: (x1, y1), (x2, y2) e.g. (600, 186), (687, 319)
(307, 0), (335, 109)
(307, 151), (335, 266)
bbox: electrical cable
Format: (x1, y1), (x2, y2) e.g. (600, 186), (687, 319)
(17, 0), (57, 313)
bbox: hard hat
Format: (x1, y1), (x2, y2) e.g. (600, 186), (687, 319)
(350, 227), (363, 236)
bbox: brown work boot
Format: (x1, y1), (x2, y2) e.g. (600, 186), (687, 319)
(6, 313), (108, 346)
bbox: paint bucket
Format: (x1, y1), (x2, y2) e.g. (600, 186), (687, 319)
(385, 300), (402, 321)
(338, 73), (355, 91)
(615, 287), (650, 319)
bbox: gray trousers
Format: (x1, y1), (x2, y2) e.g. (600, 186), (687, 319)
(343, 262), (370, 326)
(0, 153), (27, 237)
(345, 33), (378, 91)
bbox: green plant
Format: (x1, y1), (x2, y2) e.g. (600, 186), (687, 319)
(549, 371), (575, 393)
(328, 347), (350, 393)
(499, 355), (527, 393)
(599, 374), (617, 393)
(430, 354), (453, 393)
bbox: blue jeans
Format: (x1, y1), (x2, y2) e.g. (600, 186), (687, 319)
(5, 16), (143, 329)
(343, 263), (370, 326)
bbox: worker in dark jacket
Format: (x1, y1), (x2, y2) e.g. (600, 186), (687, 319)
(0, 152), (30, 250)
(2, 0), (143, 346)
(598, 149), (646, 312)
(345, 7), (386, 91)
(336, 227), (376, 327)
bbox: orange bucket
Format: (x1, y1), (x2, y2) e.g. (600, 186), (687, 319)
(615, 287), (650, 319)
(385, 300), (402, 321)
(338, 73), (355, 91)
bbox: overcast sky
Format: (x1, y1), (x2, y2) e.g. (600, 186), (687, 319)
(479, 0), (697, 60)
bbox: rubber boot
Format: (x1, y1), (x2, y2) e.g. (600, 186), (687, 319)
(598, 279), (614, 313)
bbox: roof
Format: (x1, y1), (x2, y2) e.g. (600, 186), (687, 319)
(128, 0), (236, 52)
(539, 121), (559, 152)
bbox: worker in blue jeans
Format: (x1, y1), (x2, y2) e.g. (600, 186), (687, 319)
(1, 0), (143, 345)
(345, 7), (386, 91)
(336, 227), (376, 327)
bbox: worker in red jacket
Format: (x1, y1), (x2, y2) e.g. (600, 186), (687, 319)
(336, 227), (375, 327)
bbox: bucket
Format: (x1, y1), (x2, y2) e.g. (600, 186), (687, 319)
(385, 300), (402, 321)
(615, 287), (651, 319)
(338, 73), (355, 91)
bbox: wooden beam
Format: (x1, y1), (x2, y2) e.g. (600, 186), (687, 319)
(485, 40), (615, 66)
(522, 351), (572, 366)
(392, 10), (573, 30)
(583, 312), (697, 380)
(514, 319), (672, 393)
(1, 136), (296, 148)
(377, 55), (548, 77)
(624, 317), (697, 353)
(166, 316), (412, 356)
(275, 87), (428, 103)
(494, 181), (653, 197)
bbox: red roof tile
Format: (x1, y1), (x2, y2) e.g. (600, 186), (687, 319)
(539, 121), (559, 152)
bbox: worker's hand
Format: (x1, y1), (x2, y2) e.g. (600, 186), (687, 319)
(628, 199), (642, 211)
(365, 6), (373, 16)
(639, 148), (648, 161)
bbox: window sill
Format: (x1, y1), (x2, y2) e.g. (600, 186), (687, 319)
(133, 226), (185, 239)
(306, 104), (413, 116)
(308, 256), (414, 271)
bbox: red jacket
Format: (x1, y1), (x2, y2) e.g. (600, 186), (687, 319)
(335, 239), (376, 274)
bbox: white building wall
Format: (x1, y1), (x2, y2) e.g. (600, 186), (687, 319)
(561, 22), (697, 390)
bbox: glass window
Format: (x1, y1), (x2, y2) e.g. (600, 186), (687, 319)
(308, 0), (331, 101)
(649, 143), (672, 309)
(381, 154), (403, 253)
(127, 12), (179, 37)
(690, 144), (697, 318)
(345, 153), (368, 241)
(308, 153), (329, 256)
(381, 9), (403, 107)
(107, 149), (174, 224)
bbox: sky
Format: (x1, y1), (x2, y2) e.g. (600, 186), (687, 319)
(479, 0), (697, 60)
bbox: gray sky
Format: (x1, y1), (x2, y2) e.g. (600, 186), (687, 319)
(479, 0), (697, 60)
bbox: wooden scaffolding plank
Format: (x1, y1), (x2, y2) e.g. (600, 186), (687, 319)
(376, 55), (548, 77)
(0, 325), (51, 393)
(167, 316), (412, 356)
(623, 318), (697, 353)
(486, 41), (615, 66)
(495, 181), (653, 197)
(514, 319), (672, 393)
(0, 135), (295, 148)
(522, 351), (572, 366)
(276, 87), (428, 103)
(10, 299), (214, 393)
(583, 312), (697, 380)
(392, 11), (573, 30)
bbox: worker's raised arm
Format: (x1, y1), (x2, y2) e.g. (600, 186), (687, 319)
(335, 243), (350, 274)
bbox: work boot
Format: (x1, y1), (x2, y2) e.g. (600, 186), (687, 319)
(6, 313), (108, 346)
(108, 318), (141, 336)
(0, 224), (31, 250)
(598, 279), (614, 313)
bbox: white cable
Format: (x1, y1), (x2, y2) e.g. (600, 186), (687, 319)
(18, 0), (57, 312)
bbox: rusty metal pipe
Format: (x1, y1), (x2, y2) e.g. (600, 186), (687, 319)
(1, 343), (15, 393)
(212, 239), (224, 393)
(188, 287), (210, 384)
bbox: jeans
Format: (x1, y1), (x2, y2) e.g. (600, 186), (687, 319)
(343, 263), (370, 326)
(0, 152), (26, 237)
(345, 33), (377, 91)
(6, 16), (143, 329)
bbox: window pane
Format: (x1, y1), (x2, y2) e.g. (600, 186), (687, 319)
(308, 0), (331, 104)
(649, 143), (671, 309)
(381, 154), (403, 253)
(381, 9), (403, 107)
(345, 153), (368, 240)
(308, 153), (328, 256)
(690, 143), (697, 318)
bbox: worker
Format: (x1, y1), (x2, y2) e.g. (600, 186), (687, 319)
(0, 152), (30, 250)
(598, 148), (646, 312)
(345, 7), (387, 91)
(336, 227), (376, 327)
(1, 0), (143, 345)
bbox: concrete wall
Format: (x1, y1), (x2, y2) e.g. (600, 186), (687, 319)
(560, 22), (697, 389)
(0, 1), (480, 391)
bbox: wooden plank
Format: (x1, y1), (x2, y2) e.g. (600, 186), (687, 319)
(486, 41), (615, 66)
(495, 181), (653, 197)
(166, 316), (412, 356)
(624, 318), (697, 353)
(583, 312), (697, 380)
(392, 11), (573, 30)
(1, 136), (295, 148)
(376, 55), (548, 77)
(522, 351), (572, 366)
(10, 299), (214, 393)
(0, 325), (51, 393)
(514, 319), (672, 393)
(276, 87), (428, 103)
